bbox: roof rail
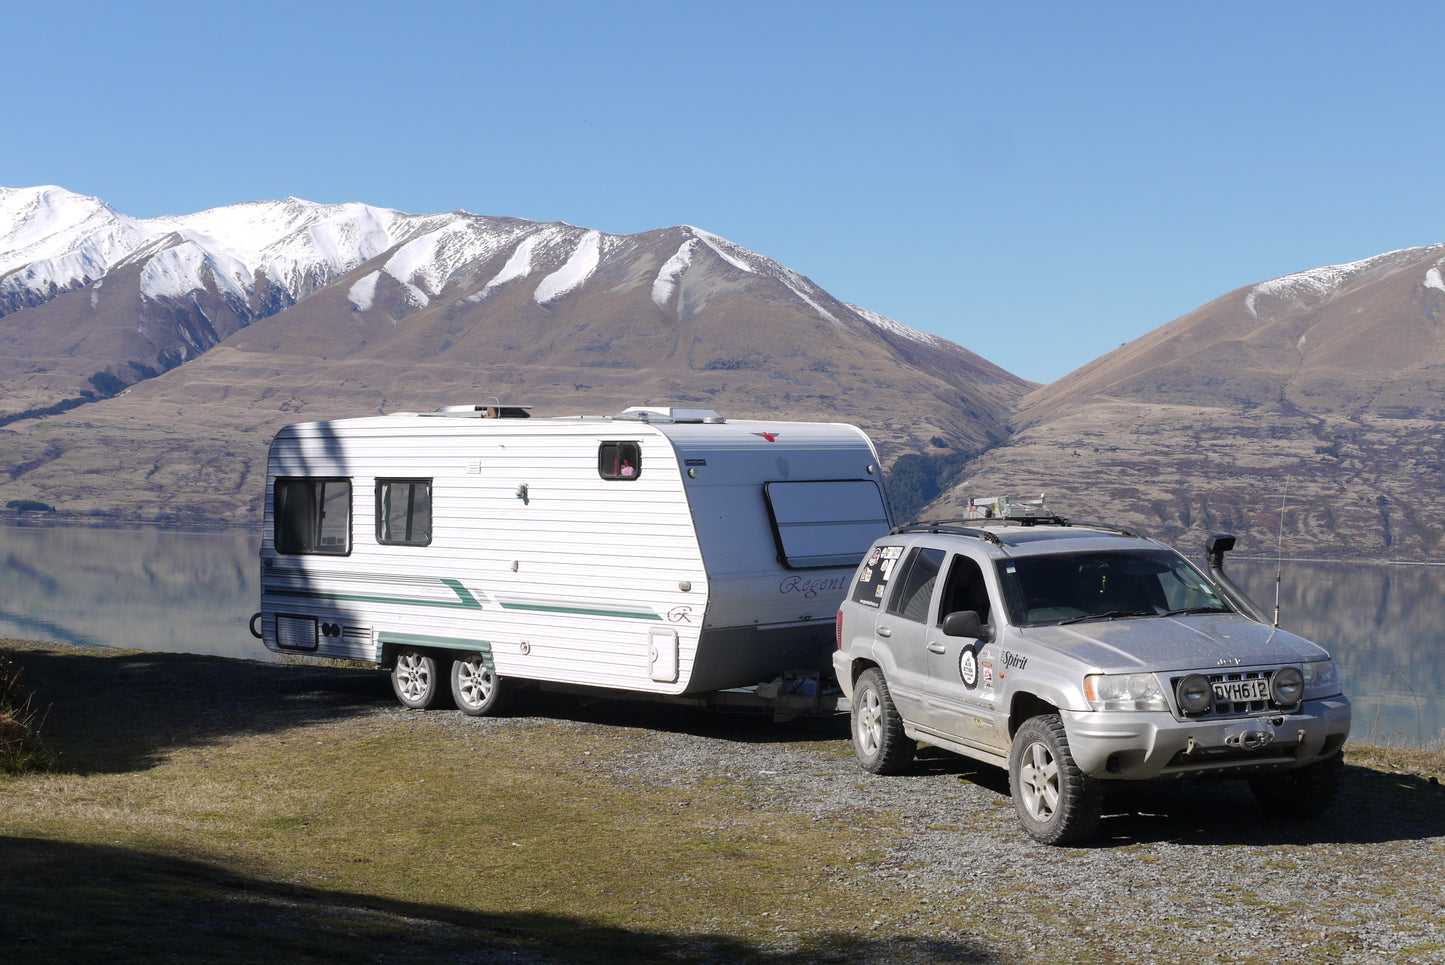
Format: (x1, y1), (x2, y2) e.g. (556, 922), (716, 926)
(891, 521), (1007, 545)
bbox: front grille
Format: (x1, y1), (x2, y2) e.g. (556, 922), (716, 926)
(1172, 668), (1287, 718)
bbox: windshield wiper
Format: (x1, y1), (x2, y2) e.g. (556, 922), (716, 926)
(1160, 605), (1231, 617)
(1056, 609), (1156, 625)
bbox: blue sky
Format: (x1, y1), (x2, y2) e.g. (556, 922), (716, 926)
(8, 1), (1443, 384)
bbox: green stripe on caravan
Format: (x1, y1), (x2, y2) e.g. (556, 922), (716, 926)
(266, 579), (483, 610)
(266, 581), (661, 621)
(496, 600), (664, 621)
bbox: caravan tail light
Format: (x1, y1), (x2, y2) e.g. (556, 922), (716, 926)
(836, 610), (844, 650)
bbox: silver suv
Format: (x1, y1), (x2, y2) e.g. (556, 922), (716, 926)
(833, 499), (1351, 845)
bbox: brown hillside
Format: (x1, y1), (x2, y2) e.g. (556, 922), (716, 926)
(929, 244), (1445, 559)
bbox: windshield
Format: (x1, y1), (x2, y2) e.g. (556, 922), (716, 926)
(995, 549), (1231, 627)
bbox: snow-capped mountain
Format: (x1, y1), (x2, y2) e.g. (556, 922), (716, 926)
(0, 185), (1028, 455)
(0, 185), (974, 376)
(0, 185), (942, 334)
(0, 185), (452, 317)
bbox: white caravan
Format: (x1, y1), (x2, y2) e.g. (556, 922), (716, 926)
(254, 404), (893, 714)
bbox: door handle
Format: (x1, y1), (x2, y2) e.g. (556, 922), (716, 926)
(927, 643), (947, 654)
(876, 627), (892, 638)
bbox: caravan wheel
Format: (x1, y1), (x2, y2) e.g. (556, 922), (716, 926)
(391, 649), (448, 710)
(451, 653), (512, 716)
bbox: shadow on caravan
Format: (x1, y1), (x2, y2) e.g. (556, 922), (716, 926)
(252, 404), (893, 718)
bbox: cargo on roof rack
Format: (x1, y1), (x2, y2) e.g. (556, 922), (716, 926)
(965, 494), (1052, 520)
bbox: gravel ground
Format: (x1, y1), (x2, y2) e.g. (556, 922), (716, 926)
(366, 683), (1445, 965)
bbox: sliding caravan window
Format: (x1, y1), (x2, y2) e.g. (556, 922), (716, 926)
(274, 477), (352, 556)
(598, 441), (642, 480)
(764, 480), (891, 569)
(376, 478), (433, 546)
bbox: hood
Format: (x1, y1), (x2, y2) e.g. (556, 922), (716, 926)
(1017, 613), (1333, 673)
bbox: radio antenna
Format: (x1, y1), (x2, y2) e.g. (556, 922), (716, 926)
(1273, 479), (1289, 628)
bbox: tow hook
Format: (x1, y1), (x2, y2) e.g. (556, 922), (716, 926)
(1225, 730), (1275, 750)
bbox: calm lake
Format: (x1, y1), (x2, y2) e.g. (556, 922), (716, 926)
(1, 522), (1439, 745)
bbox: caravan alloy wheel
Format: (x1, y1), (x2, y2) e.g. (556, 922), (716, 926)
(392, 649), (447, 710)
(451, 653), (512, 716)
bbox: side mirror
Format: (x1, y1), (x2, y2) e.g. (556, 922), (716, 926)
(942, 610), (993, 642)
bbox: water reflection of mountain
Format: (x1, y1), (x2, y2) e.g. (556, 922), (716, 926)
(1231, 560), (1443, 744)
(0, 524), (266, 661)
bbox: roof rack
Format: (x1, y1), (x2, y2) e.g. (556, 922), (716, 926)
(893, 515), (1141, 547)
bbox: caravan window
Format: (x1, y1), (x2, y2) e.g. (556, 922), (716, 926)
(376, 478), (432, 546)
(598, 441), (642, 480)
(764, 480), (891, 569)
(274, 477), (352, 555)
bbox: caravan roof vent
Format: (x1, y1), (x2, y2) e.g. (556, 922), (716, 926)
(614, 406), (726, 424)
(426, 404), (533, 419)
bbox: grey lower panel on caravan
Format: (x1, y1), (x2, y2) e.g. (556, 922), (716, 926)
(685, 623), (837, 693)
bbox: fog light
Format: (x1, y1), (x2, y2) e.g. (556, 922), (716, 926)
(1176, 673), (1213, 715)
(1271, 666), (1304, 706)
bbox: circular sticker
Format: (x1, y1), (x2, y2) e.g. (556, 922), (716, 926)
(959, 648), (979, 689)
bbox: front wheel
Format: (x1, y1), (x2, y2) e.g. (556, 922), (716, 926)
(391, 649), (449, 710)
(850, 668), (915, 774)
(1008, 714), (1102, 845)
(450, 653), (512, 717)
(1249, 752), (1343, 818)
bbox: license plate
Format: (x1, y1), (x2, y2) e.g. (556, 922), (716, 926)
(1213, 678), (1270, 703)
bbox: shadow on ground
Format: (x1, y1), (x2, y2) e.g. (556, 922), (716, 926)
(0, 835), (995, 965)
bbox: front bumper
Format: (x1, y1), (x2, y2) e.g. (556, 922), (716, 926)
(1063, 695), (1352, 780)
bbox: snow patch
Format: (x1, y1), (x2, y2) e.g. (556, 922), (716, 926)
(349, 270), (380, 311)
(484, 235), (538, 294)
(1425, 266), (1445, 293)
(139, 240), (250, 303)
(652, 238), (697, 308)
(688, 226), (838, 323)
(691, 228), (756, 273)
(1244, 247), (1431, 317)
(535, 230), (601, 304)
(848, 304), (939, 345)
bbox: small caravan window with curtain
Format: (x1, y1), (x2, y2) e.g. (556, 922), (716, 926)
(598, 441), (642, 480)
(376, 478), (432, 546)
(274, 477), (352, 555)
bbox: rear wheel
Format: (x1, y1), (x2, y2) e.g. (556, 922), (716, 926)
(1249, 752), (1343, 817)
(1008, 714), (1102, 845)
(850, 668), (915, 774)
(391, 649), (448, 710)
(450, 653), (512, 716)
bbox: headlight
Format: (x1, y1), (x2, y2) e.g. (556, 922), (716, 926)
(1084, 673), (1168, 712)
(1302, 660), (1342, 699)
(1270, 666), (1304, 706)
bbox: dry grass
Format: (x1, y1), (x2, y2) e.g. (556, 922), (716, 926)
(0, 641), (956, 964)
(0, 651), (53, 774)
